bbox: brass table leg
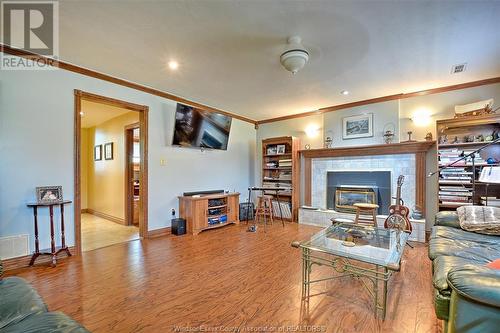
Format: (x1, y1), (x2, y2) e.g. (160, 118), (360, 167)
(302, 247), (311, 299)
(375, 265), (379, 317)
(382, 267), (388, 320)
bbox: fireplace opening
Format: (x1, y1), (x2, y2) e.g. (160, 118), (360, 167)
(327, 171), (391, 214)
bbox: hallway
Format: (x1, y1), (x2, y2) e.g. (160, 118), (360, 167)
(81, 213), (139, 251)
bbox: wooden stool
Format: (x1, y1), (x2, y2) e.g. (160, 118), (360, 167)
(353, 203), (379, 227)
(255, 195), (274, 227)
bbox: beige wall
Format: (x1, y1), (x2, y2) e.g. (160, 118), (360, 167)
(256, 82), (500, 228)
(81, 128), (89, 209)
(86, 111), (139, 222)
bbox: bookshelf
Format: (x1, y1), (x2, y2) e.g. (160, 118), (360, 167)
(436, 114), (500, 211)
(261, 136), (300, 221)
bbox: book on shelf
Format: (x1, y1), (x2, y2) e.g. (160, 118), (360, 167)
(439, 185), (470, 190)
(439, 148), (485, 165)
(481, 200), (500, 207)
(440, 176), (472, 180)
(441, 202), (473, 206)
(278, 172), (292, 180)
(439, 179), (471, 184)
(439, 196), (470, 202)
(439, 191), (472, 196)
(278, 159), (292, 167)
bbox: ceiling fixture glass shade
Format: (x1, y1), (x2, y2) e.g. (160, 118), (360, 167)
(280, 36), (309, 74)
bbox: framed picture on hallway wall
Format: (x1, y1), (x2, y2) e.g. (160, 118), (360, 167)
(342, 113), (373, 140)
(94, 144), (102, 161)
(104, 142), (114, 160)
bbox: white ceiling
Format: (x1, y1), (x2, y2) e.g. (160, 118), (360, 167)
(80, 100), (132, 128)
(58, 1), (500, 121)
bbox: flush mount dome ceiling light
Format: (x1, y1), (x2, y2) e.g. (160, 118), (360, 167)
(280, 36), (309, 74)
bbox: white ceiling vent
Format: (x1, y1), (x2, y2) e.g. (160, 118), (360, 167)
(451, 63), (467, 74)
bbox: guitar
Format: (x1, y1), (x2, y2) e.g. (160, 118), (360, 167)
(384, 175), (412, 233)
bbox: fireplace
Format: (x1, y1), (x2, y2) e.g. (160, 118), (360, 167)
(334, 186), (378, 213)
(327, 171), (391, 214)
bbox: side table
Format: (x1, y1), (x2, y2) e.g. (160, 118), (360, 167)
(26, 200), (72, 267)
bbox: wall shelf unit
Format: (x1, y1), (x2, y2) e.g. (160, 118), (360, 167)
(261, 136), (300, 221)
(436, 114), (500, 211)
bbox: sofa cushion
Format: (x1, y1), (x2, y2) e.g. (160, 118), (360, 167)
(448, 264), (500, 308)
(435, 211), (460, 228)
(0, 312), (90, 333)
(429, 226), (500, 261)
(458, 206), (500, 235)
(433, 256), (490, 293)
(0, 277), (48, 329)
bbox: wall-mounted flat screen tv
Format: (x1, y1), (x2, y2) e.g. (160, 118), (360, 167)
(172, 103), (232, 150)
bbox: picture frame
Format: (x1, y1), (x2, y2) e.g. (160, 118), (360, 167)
(36, 186), (63, 203)
(276, 144), (286, 155)
(104, 142), (114, 160)
(266, 146), (277, 155)
(342, 113), (373, 140)
(94, 144), (102, 161)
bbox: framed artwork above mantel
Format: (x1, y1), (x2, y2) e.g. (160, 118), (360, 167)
(342, 113), (373, 140)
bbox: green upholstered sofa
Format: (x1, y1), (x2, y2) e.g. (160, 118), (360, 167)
(429, 211), (500, 332)
(0, 261), (89, 333)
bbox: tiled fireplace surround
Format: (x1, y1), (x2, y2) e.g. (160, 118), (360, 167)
(299, 154), (426, 242)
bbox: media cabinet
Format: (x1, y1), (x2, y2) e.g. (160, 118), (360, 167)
(178, 192), (240, 235)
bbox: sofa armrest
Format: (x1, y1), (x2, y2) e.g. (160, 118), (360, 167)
(447, 264), (500, 308)
(447, 265), (500, 332)
(435, 211), (461, 228)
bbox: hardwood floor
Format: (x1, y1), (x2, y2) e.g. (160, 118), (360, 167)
(81, 213), (139, 252)
(7, 223), (439, 333)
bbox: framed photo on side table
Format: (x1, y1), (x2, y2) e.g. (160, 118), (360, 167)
(104, 142), (114, 160)
(342, 113), (373, 140)
(94, 145), (102, 161)
(36, 186), (63, 203)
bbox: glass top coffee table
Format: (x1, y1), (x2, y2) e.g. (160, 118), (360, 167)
(291, 222), (409, 319)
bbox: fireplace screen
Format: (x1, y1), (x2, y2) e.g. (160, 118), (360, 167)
(335, 186), (377, 213)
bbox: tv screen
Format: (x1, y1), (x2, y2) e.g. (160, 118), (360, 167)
(172, 103), (232, 150)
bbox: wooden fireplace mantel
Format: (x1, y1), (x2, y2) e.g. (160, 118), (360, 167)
(299, 140), (436, 158)
(301, 140), (436, 215)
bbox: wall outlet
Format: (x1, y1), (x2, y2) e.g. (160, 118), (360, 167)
(160, 158), (166, 166)
(171, 208), (176, 217)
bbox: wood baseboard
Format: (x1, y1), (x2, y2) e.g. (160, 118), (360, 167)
(81, 208), (88, 214)
(2, 246), (76, 271)
(86, 209), (125, 225)
(147, 227), (171, 238)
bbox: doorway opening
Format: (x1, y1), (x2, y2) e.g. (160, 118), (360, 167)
(74, 90), (148, 254)
(125, 123), (141, 227)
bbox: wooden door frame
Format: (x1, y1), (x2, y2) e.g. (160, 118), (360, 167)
(124, 122), (140, 226)
(74, 90), (149, 255)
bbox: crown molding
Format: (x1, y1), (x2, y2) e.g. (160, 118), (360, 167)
(257, 77), (500, 125)
(0, 43), (257, 125)
(2, 43), (498, 127)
